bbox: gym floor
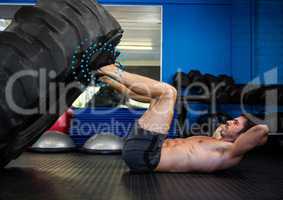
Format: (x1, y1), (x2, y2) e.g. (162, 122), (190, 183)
(0, 148), (282, 200)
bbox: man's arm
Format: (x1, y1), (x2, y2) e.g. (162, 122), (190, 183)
(229, 125), (269, 158)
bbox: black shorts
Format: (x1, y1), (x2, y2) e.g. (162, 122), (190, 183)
(122, 122), (166, 172)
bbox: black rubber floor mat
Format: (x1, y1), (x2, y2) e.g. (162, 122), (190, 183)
(0, 151), (283, 200)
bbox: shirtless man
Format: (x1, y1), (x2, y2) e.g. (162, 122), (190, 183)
(98, 64), (269, 173)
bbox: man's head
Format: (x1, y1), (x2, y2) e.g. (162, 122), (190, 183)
(213, 114), (256, 142)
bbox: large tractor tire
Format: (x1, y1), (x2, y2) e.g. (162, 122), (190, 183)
(0, 0), (123, 168)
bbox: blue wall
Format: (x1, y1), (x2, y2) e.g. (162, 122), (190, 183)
(232, 0), (283, 84)
(162, 3), (231, 82)
(0, 0), (35, 4)
(231, 0), (253, 83)
(253, 0), (283, 84)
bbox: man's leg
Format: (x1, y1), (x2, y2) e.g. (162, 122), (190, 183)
(99, 76), (161, 114)
(99, 76), (152, 103)
(98, 64), (177, 134)
(98, 64), (177, 172)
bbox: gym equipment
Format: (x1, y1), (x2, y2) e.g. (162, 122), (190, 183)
(30, 109), (75, 152)
(82, 132), (124, 154)
(242, 86), (283, 105)
(31, 131), (75, 152)
(208, 74), (237, 103)
(278, 87), (283, 105)
(228, 86), (242, 103)
(0, 0), (123, 168)
(195, 113), (232, 136)
(172, 72), (190, 88)
(202, 74), (219, 88)
(188, 71), (205, 84)
(187, 70), (202, 82)
(218, 74), (235, 86)
(215, 89), (230, 103)
(242, 87), (264, 105)
(264, 112), (283, 133)
(186, 70), (205, 95)
(215, 85), (240, 103)
(188, 84), (206, 96)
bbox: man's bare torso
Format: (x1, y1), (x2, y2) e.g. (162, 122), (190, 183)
(156, 136), (242, 173)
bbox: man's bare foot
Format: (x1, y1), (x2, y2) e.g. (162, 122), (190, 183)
(97, 64), (117, 74)
(97, 64), (124, 82)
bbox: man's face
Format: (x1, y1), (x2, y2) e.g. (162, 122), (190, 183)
(213, 116), (247, 142)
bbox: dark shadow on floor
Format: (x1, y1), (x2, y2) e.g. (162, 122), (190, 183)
(0, 167), (62, 200)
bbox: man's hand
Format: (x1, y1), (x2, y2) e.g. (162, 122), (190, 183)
(229, 124), (269, 158)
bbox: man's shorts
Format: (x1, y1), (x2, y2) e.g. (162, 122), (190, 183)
(122, 122), (166, 172)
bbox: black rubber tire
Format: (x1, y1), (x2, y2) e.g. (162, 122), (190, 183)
(0, 0), (123, 168)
